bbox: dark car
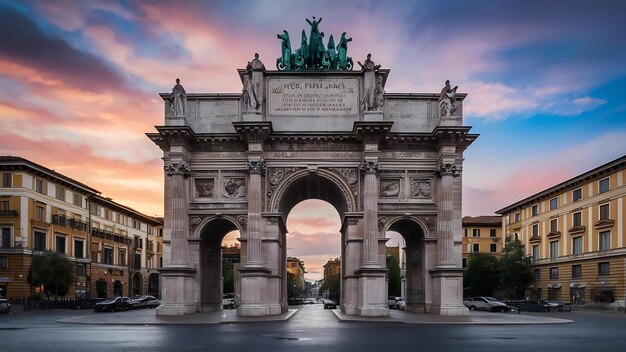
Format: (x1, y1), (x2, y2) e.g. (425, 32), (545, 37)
(323, 299), (337, 309)
(0, 298), (10, 313)
(130, 295), (161, 309)
(94, 296), (131, 312)
(506, 299), (550, 312)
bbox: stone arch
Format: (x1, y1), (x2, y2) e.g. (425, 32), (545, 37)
(384, 216), (428, 312)
(269, 168), (357, 217)
(198, 217), (240, 312)
(132, 272), (143, 297)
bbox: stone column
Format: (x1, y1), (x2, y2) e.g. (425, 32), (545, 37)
(361, 160), (380, 268)
(165, 161), (190, 266)
(435, 158), (458, 268)
(244, 159), (264, 268)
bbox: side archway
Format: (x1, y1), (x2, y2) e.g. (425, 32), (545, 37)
(132, 272), (143, 297)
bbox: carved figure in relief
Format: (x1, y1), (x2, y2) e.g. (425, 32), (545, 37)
(374, 75), (384, 110)
(358, 54), (381, 111)
(170, 78), (186, 116)
(336, 32), (353, 70)
(381, 180), (400, 197)
(439, 80), (458, 118)
(411, 179), (432, 198)
(357, 53), (381, 72)
(195, 178), (214, 198)
(242, 72), (257, 110)
(224, 178), (246, 198)
(248, 52), (266, 71)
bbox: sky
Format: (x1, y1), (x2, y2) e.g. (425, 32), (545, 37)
(1, 0), (625, 280)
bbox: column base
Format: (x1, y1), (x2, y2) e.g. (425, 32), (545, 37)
(157, 264), (198, 316)
(238, 266), (281, 317)
(354, 267), (389, 317)
(429, 267), (468, 316)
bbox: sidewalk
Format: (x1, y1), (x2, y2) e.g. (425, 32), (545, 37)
(57, 308), (573, 325)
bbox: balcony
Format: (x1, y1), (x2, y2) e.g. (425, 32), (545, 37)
(91, 228), (131, 245)
(52, 215), (89, 232)
(0, 209), (18, 217)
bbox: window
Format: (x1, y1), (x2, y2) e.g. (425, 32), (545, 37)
(531, 204), (539, 216)
(2, 173), (11, 187)
(572, 236), (583, 255)
(103, 247), (113, 265)
(490, 243), (497, 253)
(532, 224), (539, 237)
(74, 239), (84, 258)
(573, 212), (582, 227)
(490, 229), (497, 237)
(35, 179), (45, 194)
(550, 218), (558, 232)
(118, 249), (126, 266)
(0, 201), (8, 212)
(76, 263), (85, 276)
(472, 243), (479, 252)
(571, 265), (582, 279)
(549, 241), (559, 259)
(550, 267), (559, 279)
(572, 188), (582, 202)
(56, 235), (66, 254)
(549, 197), (558, 210)
(133, 220), (141, 230)
(34, 231), (46, 250)
(472, 229), (480, 237)
(1, 228), (11, 248)
(36, 206), (45, 221)
(533, 269), (540, 280)
(462, 258), (467, 268)
(91, 204), (101, 216)
(514, 212), (521, 222)
(599, 204), (610, 220)
(134, 254), (141, 269)
(532, 245), (539, 261)
(56, 186), (66, 201)
(598, 262), (610, 276)
(599, 231), (611, 251)
(599, 177), (610, 193)
(73, 193), (82, 207)
(464, 228), (467, 237)
(0, 256), (7, 269)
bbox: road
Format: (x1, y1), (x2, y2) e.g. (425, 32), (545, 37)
(1, 304), (626, 351)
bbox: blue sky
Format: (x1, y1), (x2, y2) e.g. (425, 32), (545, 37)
(1, 0), (625, 279)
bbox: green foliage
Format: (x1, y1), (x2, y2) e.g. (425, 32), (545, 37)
(497, 235), (533, 299)
(320, 273), (340, 300)
(30, 251), (74, 297)
(222, 258), (234, 294)
(287, 272), (297, 298)
(463, 253), (500, 297)
(386, 254), (401, 297)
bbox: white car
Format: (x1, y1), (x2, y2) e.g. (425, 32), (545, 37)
(463, 296), (510, 312)
(222, 293), (235, 309)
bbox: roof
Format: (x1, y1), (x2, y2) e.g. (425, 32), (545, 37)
(496, 155), (626, 214)
(0, 156), (100, 194)
(462, 216), (501, 226)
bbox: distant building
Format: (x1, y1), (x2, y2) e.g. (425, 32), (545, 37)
(323, 258), (340, 282)
(287, 257), (305, 289)
(461, 215), (504, 267)
(497, 155), (626, 308)
(0, 156), (162, 300)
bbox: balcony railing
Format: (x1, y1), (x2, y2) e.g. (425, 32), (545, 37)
(91, 228), (131, 245)
(52, 215), (88, 232)
(533, 247), (626, 265)
(0, 209), (18, 217)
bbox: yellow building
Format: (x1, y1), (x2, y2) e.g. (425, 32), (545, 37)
(461, 216), (504, 268)
(287, 257), (306, 289)
(497, 155), (626, 308)
(323, 258), (340, 283)
(0, 156), (163, 300)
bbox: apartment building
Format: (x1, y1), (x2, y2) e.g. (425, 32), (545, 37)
(461, 216), (504, 268)
(497, 155), (625, 307)
(287, 257), (306, 289)
(0, 156), (162, 300)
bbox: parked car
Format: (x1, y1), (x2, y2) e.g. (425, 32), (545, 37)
(130, 295), (161, 309)
(546, 300), (572, 312)
(388, 296), (399, 309)
(0, 298), (10, 313)
(396, 299), (406, 311)
(323, 299), (337, 309)
(222, 293), (235, 309)
(463, 296), (510, 312)
(304, 298), (316, 304)
(94, 296), (131, 312)
(506, 300), (550, 312)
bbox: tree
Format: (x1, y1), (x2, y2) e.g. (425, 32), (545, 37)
(287, 272), (297, 298)
(30, 251), (74, 297)
(498, 236), (533, 299)
(386, 254), (401, 297)
(320, 274), (340, 300)
(222, 258), (234, 293)
(463, 253), (500, 297)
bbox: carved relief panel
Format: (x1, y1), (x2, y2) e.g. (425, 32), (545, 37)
(409, 179), (432, 199)
(380, 179), (400, 197)
(194, 178), (215, 199)
(223, 177), (247, 198)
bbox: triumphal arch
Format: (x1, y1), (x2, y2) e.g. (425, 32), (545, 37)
(148, 19), (476, 317)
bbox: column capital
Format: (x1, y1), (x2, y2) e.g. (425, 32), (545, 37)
(360, 159), (379, 174)
(164, 161), (190, 177)
(246, 159), (265, 174)
(435, 159), (459, 177)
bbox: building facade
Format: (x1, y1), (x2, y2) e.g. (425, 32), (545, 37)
(461, 216), (503, 268)
(0, 156), (163, 300)
(287, 257), (305, 289)
(497, 156), (626, 308)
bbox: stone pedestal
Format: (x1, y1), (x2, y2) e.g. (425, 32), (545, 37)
(355, 268), (389, 316)
(238, 268), (281, 316)
(157, 265), (197, 315)
(429, 268), (468, 316)
(363, 111), (383, 121)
